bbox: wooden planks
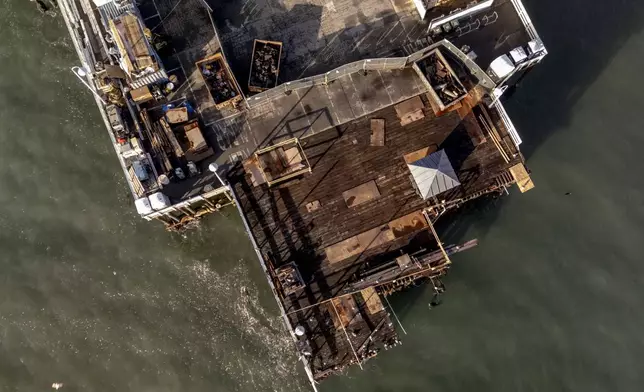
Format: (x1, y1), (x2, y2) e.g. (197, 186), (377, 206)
(324, 210), (427, 263)
(128, 166), (145, 197)
(370, 119), (385, 146)
(330, 296), (360, 329)
(361, 287), (384, 315)
(388, 210), (428, 238)
(325, 226), (395, 264)
(121, 14), (154, 70)
(122, 15), (148, 57)
(342, 180), (381, 207)
(394, 96), (425, 126)
(159, 118), (184, 158)
(509, 163), (535, 193)
(236, 95), (515, 271)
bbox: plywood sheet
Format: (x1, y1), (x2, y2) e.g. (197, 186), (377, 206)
(370, 119), (385, 146)
(186, 127), (207, 151)
(509, 163), (535, 193)
(388, 210), (428, 238)
(130, 86), (153, 103)
(324, 210), (428, 263)
(283, 146), (303, 166)
(342, 180), (381, 207)
(361, 287), (384, 315)
(166, 107), (188, 124)
(358, 227), (394, 248)
(395, 96), (425, 126)
(325, 236), (361, 264)
(324, 226), (394, 264)
(403, 146), (436, 164)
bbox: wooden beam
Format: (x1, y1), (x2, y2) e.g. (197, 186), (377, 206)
(330, 298), (363, 370)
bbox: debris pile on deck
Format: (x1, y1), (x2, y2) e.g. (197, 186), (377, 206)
(275, 263), (305, 295)
(417, 49), (467, 111)
(249, 40), (282, 92)
(197, 54), (241, 107)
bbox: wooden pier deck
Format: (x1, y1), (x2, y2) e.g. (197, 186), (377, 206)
(231, 92), (522, 379)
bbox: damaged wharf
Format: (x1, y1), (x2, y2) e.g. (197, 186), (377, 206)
(59, 0), (546, 387)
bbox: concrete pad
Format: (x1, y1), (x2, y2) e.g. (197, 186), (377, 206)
(339, 74), (366, 119)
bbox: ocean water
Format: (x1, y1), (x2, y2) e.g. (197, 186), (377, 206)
(1, 0), (644, 391)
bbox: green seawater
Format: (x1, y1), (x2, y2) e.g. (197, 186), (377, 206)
(1, 0), (643, 391)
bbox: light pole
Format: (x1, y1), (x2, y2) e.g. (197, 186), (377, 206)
(208, 163), (228, 189)
(71, 66), (107, 105)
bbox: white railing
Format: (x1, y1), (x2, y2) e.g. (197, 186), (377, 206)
(510, 0), (546, 53)
(493, 100), (522, 146)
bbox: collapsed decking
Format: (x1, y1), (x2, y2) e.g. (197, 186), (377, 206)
(59, 0), (546, 387)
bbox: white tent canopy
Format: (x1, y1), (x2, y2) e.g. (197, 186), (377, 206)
(408, 149), (460, 200)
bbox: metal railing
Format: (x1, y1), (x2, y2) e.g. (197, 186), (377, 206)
(246, 57), (409, 108)
(510, 0), (545, 50)
(246, 39), (495, 109)
(492, 100), (522, 146)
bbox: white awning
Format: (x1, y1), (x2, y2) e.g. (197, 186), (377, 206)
(92, 0), (114, 6)
(408, 149), (460, 200)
